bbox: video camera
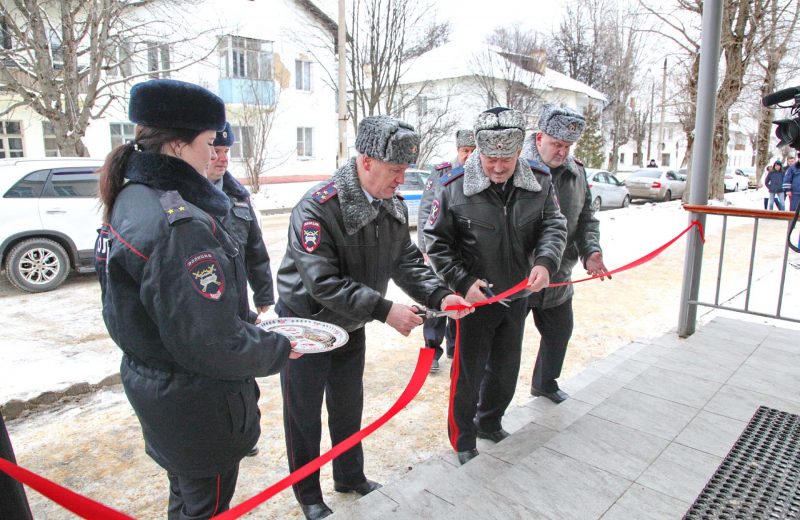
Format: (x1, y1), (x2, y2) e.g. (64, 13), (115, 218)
(762, 86), (800, 150)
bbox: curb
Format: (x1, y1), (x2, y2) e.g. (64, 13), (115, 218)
(1, 373), (122, 421)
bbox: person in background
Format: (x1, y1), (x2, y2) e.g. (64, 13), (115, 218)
(783, 156), (800, 212)
(275, 115), (473, 520)
(207, 122), (276, 458)
(647, 159), (658, 167)
(425, 107), (567, 465)
(417, 128), (476, 371)
(766, 160), (786, 211)
(95, 79), (295, 519)
(521, 104), (609, 404)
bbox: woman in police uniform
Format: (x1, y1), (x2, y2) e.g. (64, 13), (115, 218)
(95, 79), (295, 519)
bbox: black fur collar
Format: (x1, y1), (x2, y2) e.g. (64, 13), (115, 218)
(222, 171), (250, 200)
(333, 158), (406, 235)
(125, 152), (231, 216)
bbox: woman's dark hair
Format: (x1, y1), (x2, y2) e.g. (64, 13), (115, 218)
(98, 125), (204, 221)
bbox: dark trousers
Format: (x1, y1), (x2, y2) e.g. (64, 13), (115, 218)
(422, 315), (456, 360)
(0, 412), (32, 520)
(449, 300), (526, 451)
(167, 465), (239, 520)
(530, 298), (574, 393)
(280, 325), (367, 505)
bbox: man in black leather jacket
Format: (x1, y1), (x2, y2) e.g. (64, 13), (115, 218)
(425, 107), (567, 465)
(275, 115), (472, 520)
(521, 104), (610, 404)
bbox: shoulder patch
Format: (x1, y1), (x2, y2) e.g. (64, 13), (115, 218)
(435, 161), (452, 171)
(160, 191), (193, 225)
(312, 181), (338, 203)
(440, 165), (465, 186)
(428, 199), (441, 225)
(527, 159), (551, 176)
(301, 220), (322, 252)
(185, 251), (225, 300)
(573, 157), (584, 166)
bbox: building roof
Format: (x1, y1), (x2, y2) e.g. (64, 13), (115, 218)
(399, 42), (607, 103)
(294, 0), (338, 39)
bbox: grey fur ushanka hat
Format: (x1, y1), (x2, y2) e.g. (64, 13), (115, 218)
(538, 103), (585, 143)
(456, 129), (476, 148)
(355, 115), (420, 164)
(474, 107), (526, 157)
(128, 79), (226, 131)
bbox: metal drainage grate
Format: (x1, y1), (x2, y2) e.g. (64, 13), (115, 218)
(684, 406), (800, 519)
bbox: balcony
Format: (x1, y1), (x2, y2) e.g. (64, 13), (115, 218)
(218, 77), (274, 106)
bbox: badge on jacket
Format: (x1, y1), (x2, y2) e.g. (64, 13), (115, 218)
(185, 252), (225, 300)
(302, 220), (322, 252)
(428, 199), (441, 225)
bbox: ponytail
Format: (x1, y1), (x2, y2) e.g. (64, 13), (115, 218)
(98, 141), (136, 221)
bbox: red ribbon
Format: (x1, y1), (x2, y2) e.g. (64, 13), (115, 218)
(0, 219), (704, 517)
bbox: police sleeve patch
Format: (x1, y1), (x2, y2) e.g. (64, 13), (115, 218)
(302, 220), (322, 252)
(186, 252), (225, 300)
(425, 177), (434, 191)
(428, 199), (441, 225)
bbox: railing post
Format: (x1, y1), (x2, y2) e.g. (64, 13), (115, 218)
(678, 0), (723, 337)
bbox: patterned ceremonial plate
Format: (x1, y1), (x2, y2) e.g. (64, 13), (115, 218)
(259, 318), (349, 354)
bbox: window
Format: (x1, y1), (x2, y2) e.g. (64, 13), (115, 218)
(230, 125), (253, 159)
(42, 121), (59, 157)
(47, 170), (98, 198)
(109, 123), (135, 149)
(619, 153), (625, 164)
(111, 41), (132, 77)
(297, 127), (313, 158)
(147, 43), (170, 79)
(668, 127), (674, 140)
(416, 96), (429, 117)
(49, 29), (63, 68)
(295, 60), (311, 91)
(661, 153), (670, 167)
(632, 152), (640, 165)
(0, 121), (24, 158)
(4, 170), (48, 198)
(220, 36), (273, 80)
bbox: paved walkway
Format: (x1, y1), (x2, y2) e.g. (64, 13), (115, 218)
(332, 316), (800, 519)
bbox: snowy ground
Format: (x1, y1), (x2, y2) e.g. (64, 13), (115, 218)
(2, 188), (799, 519)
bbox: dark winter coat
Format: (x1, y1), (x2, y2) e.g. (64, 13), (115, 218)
(276, 157), (452, 332)
(522, 141), (602, 309)
(766, 169), (786, 194)
(417, 159), (457, 252)
(219, 172), (274, 307)
(95, 152), (291, 478)
(783, 164), (800, 195)
(423, 152), (567, 297)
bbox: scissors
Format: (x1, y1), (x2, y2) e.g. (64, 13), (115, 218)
(479, 279), (511, 307)
(413, 307), (461, 320)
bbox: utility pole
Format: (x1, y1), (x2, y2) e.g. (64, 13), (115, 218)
(657, 57), (668, 165)
(647, 77), (655, 165)
(337, 0), (347, 167)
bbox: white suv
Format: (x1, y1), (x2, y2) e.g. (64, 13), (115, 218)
(0, 158), (104, 292)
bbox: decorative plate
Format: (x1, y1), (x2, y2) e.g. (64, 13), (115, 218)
(259, 318), (349, 354)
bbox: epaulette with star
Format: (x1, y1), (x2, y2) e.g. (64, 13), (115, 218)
(440, 165), (464, 186)
(435, 161), (452, 171)
(312, 181), (338, 203)
(160, 190), (193, 225)
(527, 159), (551, 176)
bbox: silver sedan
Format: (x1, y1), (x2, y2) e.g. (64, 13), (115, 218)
(585, 168), (631, 210)
(624, 168), (686, 202)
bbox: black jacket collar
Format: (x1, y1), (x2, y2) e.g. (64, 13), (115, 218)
(125, 152), (231, 217)
(222, 171), (250, 199)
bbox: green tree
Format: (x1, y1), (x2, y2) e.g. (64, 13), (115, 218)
(575, 104), (604, 168)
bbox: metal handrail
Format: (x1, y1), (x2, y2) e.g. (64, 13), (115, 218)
(679, 204), (798, 334)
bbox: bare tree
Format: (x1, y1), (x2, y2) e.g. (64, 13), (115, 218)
(469, 25), (547, 115)
(392, 85), (458, 167)
(0, 0), (213, 157)
(752, 0), (800, 185)
(347, 0), (450, 131)
(546, 0), (611, 90)
(629, 105), (650, 168)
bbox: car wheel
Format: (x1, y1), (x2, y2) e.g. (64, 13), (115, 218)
(5, 238), (70, 293)
(621, 195), (630, 208)
(591, 196), (602, 212)
(663, 190), (672, 202)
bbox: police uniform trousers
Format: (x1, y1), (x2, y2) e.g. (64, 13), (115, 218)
(279, 316), (367, 505)
(422, 315), (456, 360)
(167, 465), (238, 520)
(450, 299), (527, 451)
(529, 298), (574, 393)
(0, 411), (32, 520)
